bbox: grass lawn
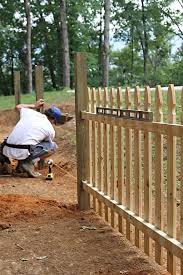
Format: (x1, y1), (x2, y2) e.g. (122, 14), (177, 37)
(0, 87), (182, 122)
(0, 89), (75, 110)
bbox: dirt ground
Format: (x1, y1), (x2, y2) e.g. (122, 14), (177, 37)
(0, 104), (168, 275)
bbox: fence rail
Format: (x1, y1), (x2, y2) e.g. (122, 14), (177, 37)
(74, 53), (183, 275)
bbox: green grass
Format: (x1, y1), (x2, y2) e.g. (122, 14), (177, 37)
(0, 89), (75, 110)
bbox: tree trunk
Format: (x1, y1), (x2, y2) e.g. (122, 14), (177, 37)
(141, 0), (148, 84)
(130, 24), (134, 83)
(24, 0), (32, 93)
(39, 11), (57, 90)
(0, 63), (9, 96)
(10, 46), (14, 95)
(102, 0), (110, 87)
(60, 0), (70, 88)
(98, 2), (103, 86)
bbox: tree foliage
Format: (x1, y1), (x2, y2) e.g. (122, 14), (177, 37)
(0, 0), (182, 95)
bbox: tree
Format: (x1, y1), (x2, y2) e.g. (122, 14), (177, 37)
(60, 0), (70, 88)
(102, 0), (110, 87)
(24, 0), (32, 93)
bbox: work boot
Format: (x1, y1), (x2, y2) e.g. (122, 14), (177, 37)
(18, 160), (42, 178)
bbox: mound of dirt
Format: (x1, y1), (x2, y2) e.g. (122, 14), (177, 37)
(0, 194), (78, 225)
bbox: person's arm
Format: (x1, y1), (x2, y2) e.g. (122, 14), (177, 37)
(15, 99), (45, 112)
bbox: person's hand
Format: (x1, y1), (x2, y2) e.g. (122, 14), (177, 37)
(35, 99), (45, 109)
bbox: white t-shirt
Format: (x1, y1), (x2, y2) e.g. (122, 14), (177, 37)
(3, 108), (55, 160)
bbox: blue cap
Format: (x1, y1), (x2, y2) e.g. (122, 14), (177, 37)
(47, 105), (62, 123)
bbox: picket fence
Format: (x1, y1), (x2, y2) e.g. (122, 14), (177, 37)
(75, 53), (183, 275)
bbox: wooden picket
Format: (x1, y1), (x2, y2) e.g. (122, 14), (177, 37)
(117, 87), (124, 233)
(87, 87), (92, 184)
(75, 53), (183, 275)
(154, 85), (164, 265)
(109, 88), (116, 227)
(143, 86), (152, 255)
(125, 87), (132, 240)
(91, 88), (97, 211)
(167, 84), (177, 274)
(103, 87), (109, 221)
(96, 88), (103, 215)
(134, 86), (142, 248)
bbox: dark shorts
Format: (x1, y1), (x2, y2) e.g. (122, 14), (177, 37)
(27, 141), (57, 160)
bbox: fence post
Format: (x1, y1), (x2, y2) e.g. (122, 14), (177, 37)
(14, 71), (21, 106)
(74, 52), (90, 210)
(35, 65), (44, 169)
(35, 65), (44, 105)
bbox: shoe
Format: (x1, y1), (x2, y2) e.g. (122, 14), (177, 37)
(19, 161), (42, 178)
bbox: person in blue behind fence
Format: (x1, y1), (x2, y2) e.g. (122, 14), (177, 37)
(0, 99), (62, 177)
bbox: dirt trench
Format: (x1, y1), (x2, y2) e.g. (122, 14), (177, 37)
(0, 105), (168, 275)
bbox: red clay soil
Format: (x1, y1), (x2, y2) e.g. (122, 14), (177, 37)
(0, 105), (168, 275)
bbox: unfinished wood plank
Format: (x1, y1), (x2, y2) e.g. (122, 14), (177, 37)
(35, 65), (45, 169)
(14, 71), (21, 106)
(155, 85), (164, 265)
(74, 53), (90, 210)
(35, 65), (44, 101)
(109, 88), (116, 228)
(167, 84), (177, 275)
(125, 87), (132, 240)
(81, 111), (183, 137)
(87, 87), (92, 184)
(96, 88), (103, 215)
(144, 86), (152, 255)
(117, 87), (124, 233)
(103, 87), (109, 221)
(134, 86), (142, 248)
(91, 88), (97, 211)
